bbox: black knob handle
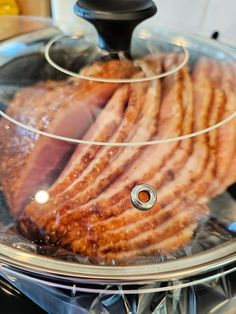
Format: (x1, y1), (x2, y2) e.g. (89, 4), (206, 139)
(74, 0), (157, 53)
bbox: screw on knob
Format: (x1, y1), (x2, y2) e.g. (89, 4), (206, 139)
(74, 0), (157, 53)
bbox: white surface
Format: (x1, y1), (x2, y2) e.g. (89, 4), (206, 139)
(51, 0), (75, 23)
(51, 0), (236, 45)
(150, 0), (209, 33)
(51, 0), (86, 33)
(51, 0), (208, 33)
(201, 0), (236, 45)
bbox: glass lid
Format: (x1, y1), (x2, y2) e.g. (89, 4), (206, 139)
(0, 1), (236, 282)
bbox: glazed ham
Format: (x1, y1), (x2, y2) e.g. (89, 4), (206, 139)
(22, 58), (162, 223)
(50, 58), (216, 262)
(1, 56), (236, 265)
(0, 60), (137, 216)
(19, 55), (182, 230)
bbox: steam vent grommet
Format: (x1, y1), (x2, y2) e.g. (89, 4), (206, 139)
(131, 184), (157, 211)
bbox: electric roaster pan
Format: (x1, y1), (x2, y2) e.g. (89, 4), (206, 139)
(0, 0), (236, 285)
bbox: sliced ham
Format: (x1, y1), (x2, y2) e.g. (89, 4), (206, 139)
(51, 62), (193, 241)
(92, 62), (225, 262)
(214, 63), (236, 183)
(51, 59), (162, 205)
(98, 208), (207, 264)
(209, 62), (236, 195)
(22, 60), (196, 255)
(58, 60), (161, 206)
(21, 83), (130, 222)
(0, 60), (136, 216)
(4, 56), (236, 264)
(20, 58), (160, 225)
(20, 55), (182, 232)
(62, 60), (221, 261)
(51, 84), (130, 192)
(22, 74), (149, 223)
(192, 60), (236, 197)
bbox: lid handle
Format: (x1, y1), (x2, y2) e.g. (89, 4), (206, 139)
(74, 0), (157, 53)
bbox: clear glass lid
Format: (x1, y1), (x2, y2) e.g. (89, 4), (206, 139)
(0, 12), (236, 281)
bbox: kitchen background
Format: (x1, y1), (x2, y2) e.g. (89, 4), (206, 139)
(0, 0), (236, 46)
(51, 0), (236, 46)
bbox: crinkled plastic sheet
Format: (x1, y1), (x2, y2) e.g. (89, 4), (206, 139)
(0, 191), (236, 265)
(1, 264), (236, 314)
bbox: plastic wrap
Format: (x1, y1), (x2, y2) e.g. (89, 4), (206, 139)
(1, 264), (236, 314)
